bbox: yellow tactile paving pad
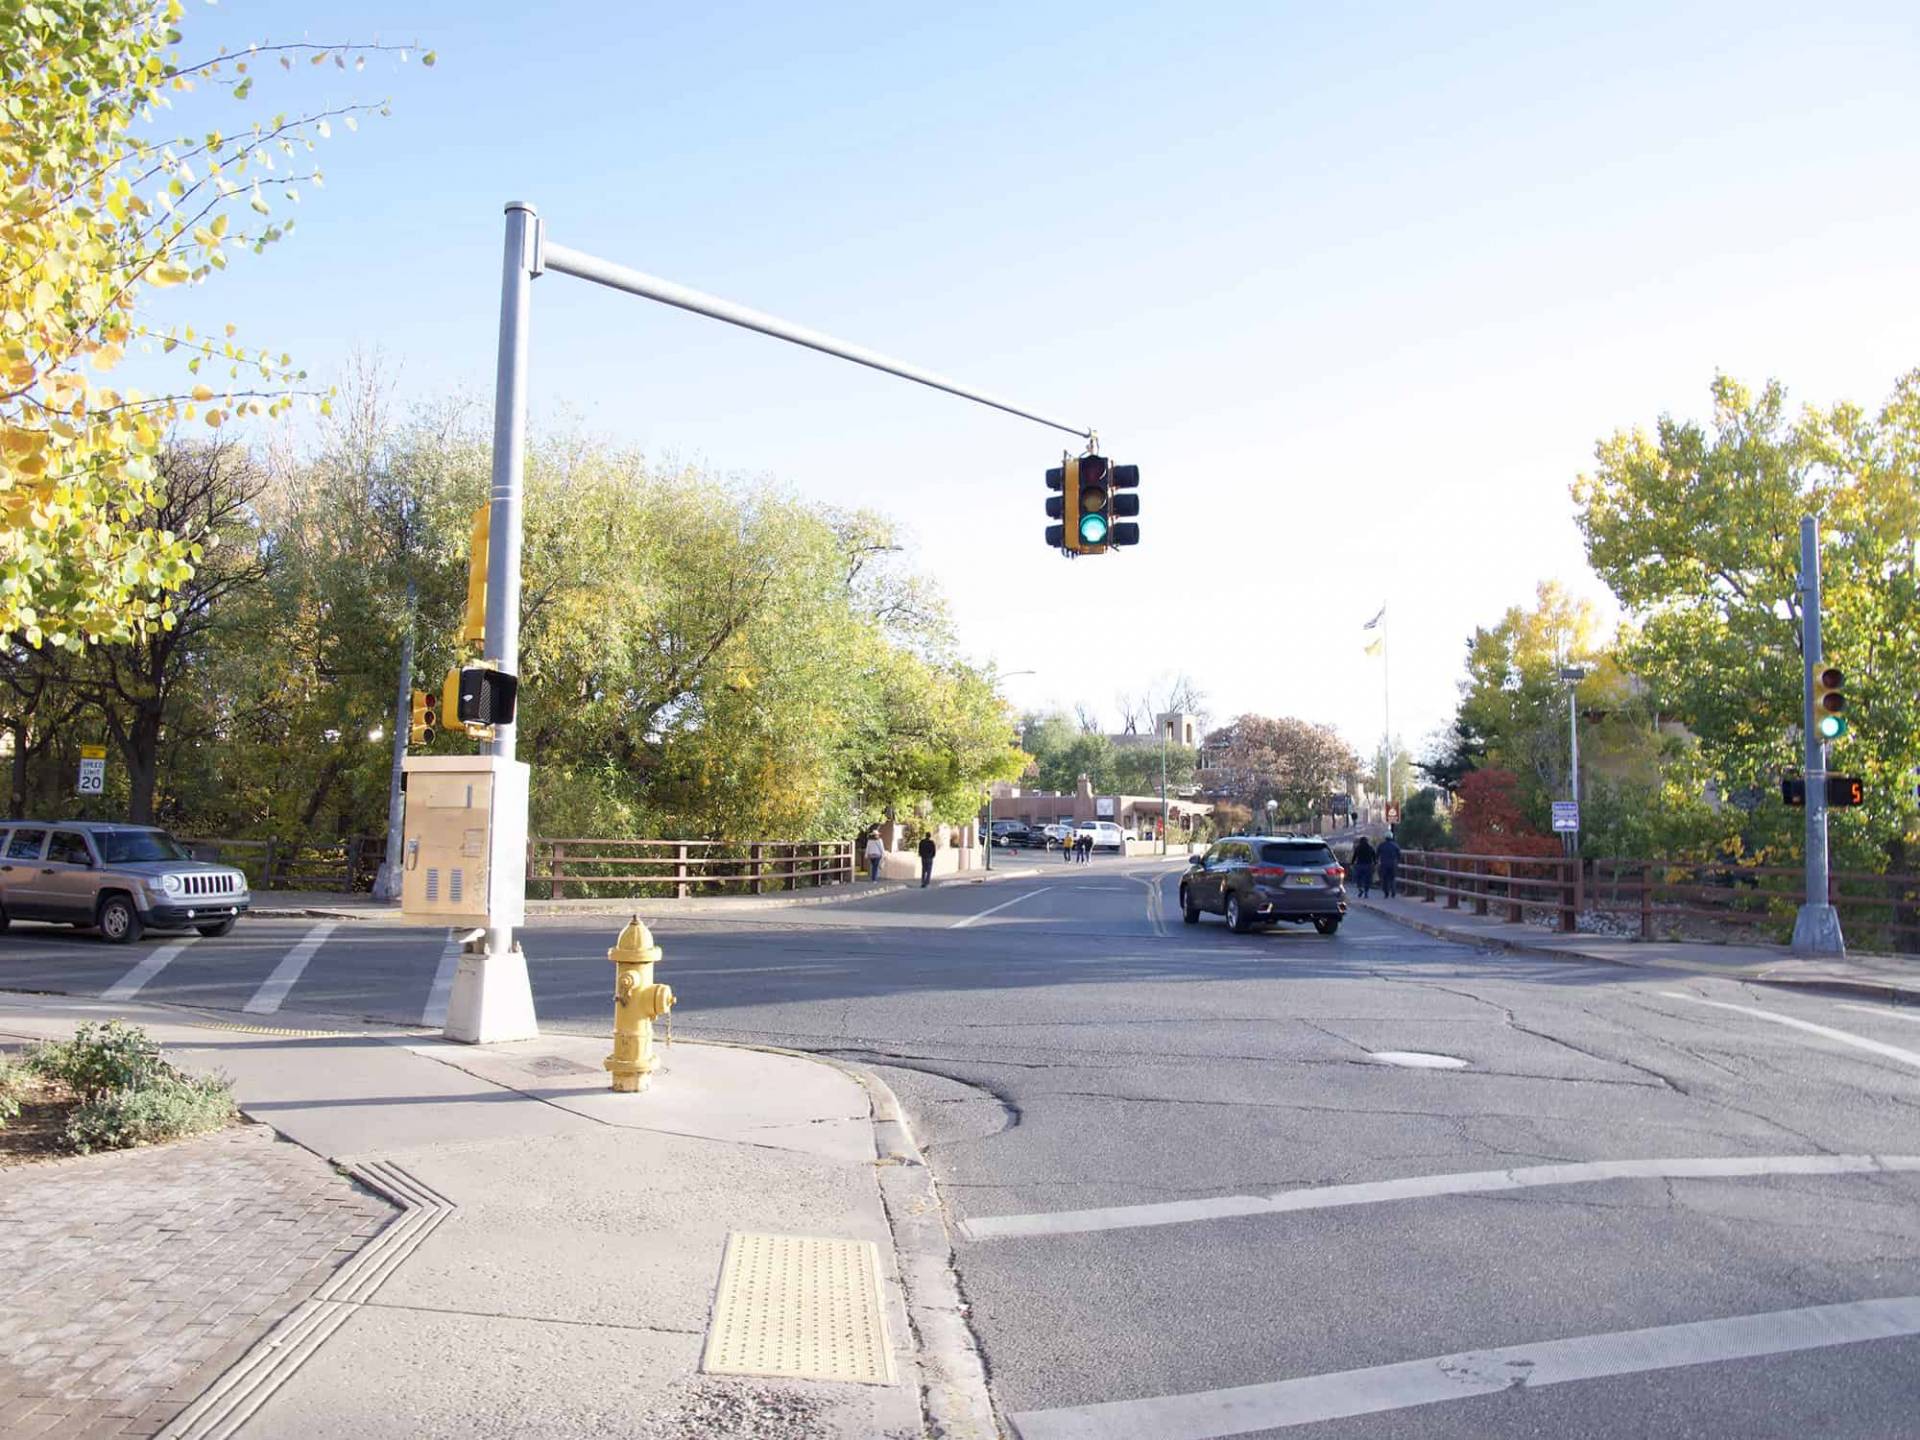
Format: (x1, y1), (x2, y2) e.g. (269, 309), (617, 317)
(702, 1232), (896, 1385)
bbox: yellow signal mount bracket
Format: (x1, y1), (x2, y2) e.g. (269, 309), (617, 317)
(460, 503), (490, 649)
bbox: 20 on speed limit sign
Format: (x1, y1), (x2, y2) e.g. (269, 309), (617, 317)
(77, 744), (107, 796)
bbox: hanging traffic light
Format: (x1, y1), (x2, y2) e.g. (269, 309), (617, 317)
(408, 689), (438, 746)
(1814, 665), (1848, 740)
(1076, 454), (1113, 551)
(1045, 461), (1069, 549)
(1110, 462), (1140, 547)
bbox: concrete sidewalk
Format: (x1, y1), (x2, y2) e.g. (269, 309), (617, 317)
(0, 994), (994, 1439)
(250, 865), (1050, 921)
(1356, 893), (1920, 1002)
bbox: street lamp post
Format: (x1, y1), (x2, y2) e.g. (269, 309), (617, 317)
(1265, 798), (1278, 836)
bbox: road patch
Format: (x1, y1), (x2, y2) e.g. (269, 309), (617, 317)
(950, 886), (1054, 930)
(1660, 990), (1920, 1075)
(244, 921), (340, 1014)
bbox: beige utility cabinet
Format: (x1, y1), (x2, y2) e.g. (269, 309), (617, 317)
(400, 755), (529, 928)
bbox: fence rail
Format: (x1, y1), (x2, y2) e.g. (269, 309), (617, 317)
(528, 838), (856, 899)
(179, 836), (385, 893)
(1394, 849), (1919, 955)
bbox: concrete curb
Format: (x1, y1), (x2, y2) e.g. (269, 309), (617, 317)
(157, 1159), (456, 1440)
(697, 1039), (1002, 1439)
(1356, 899), (1920, 1006)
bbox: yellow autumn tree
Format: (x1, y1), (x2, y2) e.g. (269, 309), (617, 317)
(0, 0), (428, 646)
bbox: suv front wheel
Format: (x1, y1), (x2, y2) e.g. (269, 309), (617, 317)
(1180, 886), (1200, 924)
(97, 893), (143, 945)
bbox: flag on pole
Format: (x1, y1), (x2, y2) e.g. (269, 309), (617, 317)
(1362, 605), (1385, 631)
(1363, 637), (1383, 657)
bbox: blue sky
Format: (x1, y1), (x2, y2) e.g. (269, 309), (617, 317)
(153, 0), (1920, 758)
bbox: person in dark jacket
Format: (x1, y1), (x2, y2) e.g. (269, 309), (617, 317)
(917, 832), (938, 887)
(1375, 833), (1402, 898)
(1351, 835), (1377, 897)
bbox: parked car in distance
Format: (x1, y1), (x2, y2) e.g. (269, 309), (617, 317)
(0, 821), (250, 943)
(990, 820), (1035, 848)
(1075, 821), (1127, 853)
(1039, 824), (1075, 848)
(1180, 834), (1347, 935)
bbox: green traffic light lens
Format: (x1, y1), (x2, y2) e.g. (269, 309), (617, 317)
(1818, 714), (1848, 739)
(1079, 514), (1109, 544)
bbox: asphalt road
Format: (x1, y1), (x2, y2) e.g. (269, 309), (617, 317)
(6, 857), (1920, 1438)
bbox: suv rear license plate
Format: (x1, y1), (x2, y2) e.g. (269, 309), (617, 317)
(1286, 874), (1319, 886)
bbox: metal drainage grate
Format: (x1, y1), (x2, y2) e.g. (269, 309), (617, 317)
(703, 1232), (896, 1385)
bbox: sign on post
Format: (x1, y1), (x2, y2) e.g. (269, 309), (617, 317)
(77, 744), (107, 796)
(1551, 801), (1580, 833)
(1095, 797), (1115, 818)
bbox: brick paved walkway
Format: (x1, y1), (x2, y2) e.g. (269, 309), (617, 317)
(0, 1124), (396, 1439)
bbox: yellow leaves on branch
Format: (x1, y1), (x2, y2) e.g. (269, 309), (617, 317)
(0, 0), (427, 647)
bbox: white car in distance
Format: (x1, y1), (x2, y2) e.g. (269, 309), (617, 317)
(1074, 821), (1127, 853)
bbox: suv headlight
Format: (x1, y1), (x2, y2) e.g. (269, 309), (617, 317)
(161, 873), (183, 896)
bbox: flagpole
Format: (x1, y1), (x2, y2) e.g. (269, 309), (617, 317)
(1383, 610), (1391, 819)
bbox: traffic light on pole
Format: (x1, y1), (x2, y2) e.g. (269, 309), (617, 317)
(1076, 454), (1112, 552)
(408, 689), (438, 746)
(1814, 666), (1848, 741)
(1110, 462), (1140, 547)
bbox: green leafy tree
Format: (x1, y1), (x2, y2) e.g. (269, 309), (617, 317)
(1576, 372), (1920, 871)
(1204, 714), (1359, 824)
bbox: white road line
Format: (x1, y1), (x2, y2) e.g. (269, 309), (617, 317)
(1008, 1296), (1920, 1440)
(1660, 991), (1920, 1074)
(243, 921), (339, 1015)
(100, 938), (198, 1001)
(950, 886), (1054, 930)
(958, 1153), (1920, 1242)
(421, 929), (461, 1028)
(1839, 1003), (1920, 1027)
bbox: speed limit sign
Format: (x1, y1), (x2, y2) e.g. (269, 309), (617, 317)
(77, 744), (106, 795)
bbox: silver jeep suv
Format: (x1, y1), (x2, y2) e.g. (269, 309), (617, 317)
(0, 822), (250, 943)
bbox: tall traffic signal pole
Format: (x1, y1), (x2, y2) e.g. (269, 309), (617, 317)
(1790, 514), (1846, 957)
(452, 201), (1098, 1040)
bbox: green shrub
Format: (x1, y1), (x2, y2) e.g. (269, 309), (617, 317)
(65, 1073), (237, 1154)
(25, 1021), (235, 1153)
(26, 1020), (169, 1102)
(0, 1059), (24, 1130)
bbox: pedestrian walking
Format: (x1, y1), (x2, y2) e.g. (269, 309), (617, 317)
(1376, 832), (1402, 899)
(1077, 832), (1092, 864)
(864, 832), (884, 882)
(917, 832), (938, 887)
(1351, 835), (1377, 898)
(1059, 827), (1073, 863)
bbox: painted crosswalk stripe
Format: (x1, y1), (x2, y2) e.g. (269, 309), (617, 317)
(959, 1152), (1920, 1242)
(1661, 991), (1920, 1074)
(101, 938), (198, 1001)
(243, 921), (339, 1015)
(421, 930), (461, 1028)
(950, 886), (1053, 930)
(1008, 1296), (1920, 1439)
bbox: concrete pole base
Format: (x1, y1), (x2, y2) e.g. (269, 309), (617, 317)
(443, 943), (539, 1044)
(1789, 903), (1847, 958)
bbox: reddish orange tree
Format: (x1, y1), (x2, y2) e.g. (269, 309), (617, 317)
(1452, 769), (1559, 857)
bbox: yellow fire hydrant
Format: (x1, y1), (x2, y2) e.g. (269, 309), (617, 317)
(604, 915), (675, 1093)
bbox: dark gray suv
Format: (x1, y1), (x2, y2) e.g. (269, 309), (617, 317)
(1180, 835), (1347, 935)
(0, 822), (250, 942)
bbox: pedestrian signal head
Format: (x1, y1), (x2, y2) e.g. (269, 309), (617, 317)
(1814, 665), (1848, 740)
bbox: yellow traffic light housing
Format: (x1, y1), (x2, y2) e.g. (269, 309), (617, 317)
(1075, 454), (1112, 552)
(461, 503), (490, 650)
(408, 689), (438, 746)
(1814, 665), (1848, 740)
